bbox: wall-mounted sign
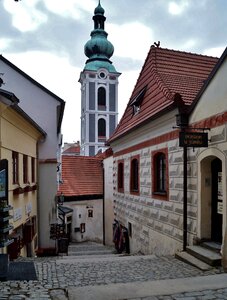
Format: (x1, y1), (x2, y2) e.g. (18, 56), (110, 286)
(217, 202), (223, 214)
(14, 207), (22, 221)
(218, 172), (223, 201)
(179, 132), (208, 148)
(25, 202), (32, 215)
(0, 159), (8, 201)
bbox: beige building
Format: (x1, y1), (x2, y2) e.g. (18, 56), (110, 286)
(0, 88), (46, 259)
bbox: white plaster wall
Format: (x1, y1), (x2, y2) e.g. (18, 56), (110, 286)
(103, 155), (115, 246)
(111, 110), (178, 153)
(190, 57), (227, 123)
(0, 60), (61, 159)
(38, 163), (57, 249)
(65, 199), (103, 243)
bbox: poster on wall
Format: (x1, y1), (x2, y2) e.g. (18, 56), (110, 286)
(0, 169), (6, 198)
(218, 172), (223, 200)
(0, 159), (8, 202)
(217, 172), (223, 214)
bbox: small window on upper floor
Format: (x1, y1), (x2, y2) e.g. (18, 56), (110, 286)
(130, 156), (139, 194)
(98, 87), (106, 111)
(152, 149), (169, 200)
(31, 157), (35, 183)
(12, 151), (19, 184)
(23, 154), (28, 184)
(118, 161), (124, 193)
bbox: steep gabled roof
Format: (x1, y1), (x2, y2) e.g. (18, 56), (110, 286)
(108, 47), (218, 142)
(59, 156), (103, 197)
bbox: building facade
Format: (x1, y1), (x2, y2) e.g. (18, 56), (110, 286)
(0, 88), (46, 259)
(0, 56), (65, 254)
(108, 46), (227, 257)
(58, 155), (104, 243)
(79, 1), (120, 156)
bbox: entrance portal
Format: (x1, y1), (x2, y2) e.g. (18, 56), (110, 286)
(211, 158), (223, 243)
(199, 155), (223, 244)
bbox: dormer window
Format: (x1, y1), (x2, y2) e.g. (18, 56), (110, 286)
(130, 86), (147, 116)
(133, 104), (140, 115)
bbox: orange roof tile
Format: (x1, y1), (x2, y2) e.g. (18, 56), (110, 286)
(62, 145), (80, 155)
(109, 47), (218, 142)
(59, 156), (103, 196)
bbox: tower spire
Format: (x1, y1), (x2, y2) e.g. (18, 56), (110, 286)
(84, 0), (116, 72)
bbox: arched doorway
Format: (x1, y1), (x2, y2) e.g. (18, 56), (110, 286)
(211, 158), (222, 243)
(199, 153), (225, 245)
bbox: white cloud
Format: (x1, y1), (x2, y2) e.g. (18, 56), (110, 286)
(181, 39), (197, 51)
(203, 47), (225, 58)
(168, 1), (189, 15)
(42, 0), (96, 20)
(0, 38), (12, 51)
(3, 0), (47, 32)
(107, 22), (153, 61)
(118, 70), (139, 116)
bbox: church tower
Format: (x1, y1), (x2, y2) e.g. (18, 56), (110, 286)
(79, 1), (120, 156)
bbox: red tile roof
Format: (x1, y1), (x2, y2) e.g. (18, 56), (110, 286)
(62, 145), (80, 155)
(59, 156), (103, 196)
(109, 47), (218, 142)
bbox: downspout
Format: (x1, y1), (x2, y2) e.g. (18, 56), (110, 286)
(102, 162), (105, 245)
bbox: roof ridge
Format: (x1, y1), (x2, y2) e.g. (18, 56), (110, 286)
(151, 45), (219, 59)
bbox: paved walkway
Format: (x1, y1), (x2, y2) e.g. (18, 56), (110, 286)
(0, 242), (226, 299)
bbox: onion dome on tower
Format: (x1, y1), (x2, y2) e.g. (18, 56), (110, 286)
(84, 0), (116, 72)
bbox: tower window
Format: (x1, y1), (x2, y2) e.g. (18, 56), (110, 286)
(98, 87), (106, 110)
(98, 118), (106, 141)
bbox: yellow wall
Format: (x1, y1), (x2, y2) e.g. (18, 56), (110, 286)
(0, 101), (43, 257)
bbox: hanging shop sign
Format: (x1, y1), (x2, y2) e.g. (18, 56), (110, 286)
(179, 132), (208, 148)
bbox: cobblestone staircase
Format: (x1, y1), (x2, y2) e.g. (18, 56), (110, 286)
(176, 241), (222, 270)
(65, 241), (117, 258)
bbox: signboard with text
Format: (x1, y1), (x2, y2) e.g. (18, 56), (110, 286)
(179, 132), (208, 148)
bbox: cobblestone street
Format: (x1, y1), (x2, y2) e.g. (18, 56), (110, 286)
(0, 242), (227, 300)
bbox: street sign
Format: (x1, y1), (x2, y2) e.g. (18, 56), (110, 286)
(179, 132), (208, 147)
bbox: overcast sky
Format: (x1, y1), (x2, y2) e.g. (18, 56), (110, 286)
(0, 0), (226, 143)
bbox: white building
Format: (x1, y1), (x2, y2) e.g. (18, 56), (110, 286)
(0, 56), (65, 254)
(79, 1), (120, 156)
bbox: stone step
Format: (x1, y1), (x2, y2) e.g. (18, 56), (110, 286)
(68, 250), (115, 256)
(58, 253), (118, 260)
(201, 241), (221, 253)
(175, 251), (213, 271)
(186, 245), (221, 266)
